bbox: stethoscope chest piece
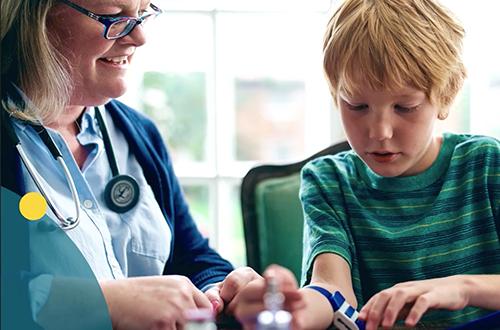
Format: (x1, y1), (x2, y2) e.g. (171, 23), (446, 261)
(104, 174), (140, 213)
(94, 107), (140, 213)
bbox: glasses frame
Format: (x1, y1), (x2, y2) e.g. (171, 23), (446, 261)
(59, 0), (163, 40)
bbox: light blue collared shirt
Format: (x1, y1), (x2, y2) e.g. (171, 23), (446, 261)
(14, 107), (171, 281)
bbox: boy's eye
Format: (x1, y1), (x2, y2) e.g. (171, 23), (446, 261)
(395, 105), (419, 113)
(341, 99), (368, 111)
(346, 102), (368, 111)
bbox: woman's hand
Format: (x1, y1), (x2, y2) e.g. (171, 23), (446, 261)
(204, 266), (262, 314)
(233, 265), (305, 330)
(358, 276), (471, 330)
(100, 275), (211, 330)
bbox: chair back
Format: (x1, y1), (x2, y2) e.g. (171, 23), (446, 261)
(240, 141), (351, 280)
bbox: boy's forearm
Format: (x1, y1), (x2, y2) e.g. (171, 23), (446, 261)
(463, 274), (500, 309)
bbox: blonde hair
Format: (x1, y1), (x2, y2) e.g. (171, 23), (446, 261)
(323, 0), (466, 110)
(1, 0), (71, 124)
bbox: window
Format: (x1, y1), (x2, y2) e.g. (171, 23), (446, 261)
(121, 0), (500, 267)
(435, 0), (500, 137)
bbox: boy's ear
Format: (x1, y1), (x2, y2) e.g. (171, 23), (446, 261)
(437, 103), (451, 120)
(437, 111), (448, 120)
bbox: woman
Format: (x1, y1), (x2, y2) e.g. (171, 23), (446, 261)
(1, 0), (259, 328)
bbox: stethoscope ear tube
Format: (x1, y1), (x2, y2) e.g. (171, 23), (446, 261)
(15, 136), (81, 230)
(33, 125), (63, 159)
(2, 110), (81, 230)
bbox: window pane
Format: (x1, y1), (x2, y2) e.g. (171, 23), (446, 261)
(436, 83), (470, 135)
(235, 79), (305, 160)
(122, 13), (214, 166)
(217, 181), (246, 267)
(214, 0), (331, 11)
(487, 74), (500, 137)
(182, 184), (212, 238)
(216, 12), (330, 165)
(159, 0), (331, 12)
(439, 0), (500, 138)
(141, 72), (207, 162)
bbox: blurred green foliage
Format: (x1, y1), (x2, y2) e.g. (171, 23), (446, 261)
(141, 72), (207, 161)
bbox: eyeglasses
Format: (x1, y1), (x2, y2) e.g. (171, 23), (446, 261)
(59, 0), (163, 40)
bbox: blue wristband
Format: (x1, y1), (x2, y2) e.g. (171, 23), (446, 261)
(304, 285), (365, 330)
(200, 282), (220, 293)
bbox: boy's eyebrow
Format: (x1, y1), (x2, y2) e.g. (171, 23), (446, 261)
(396, 93), (426, 100)
(396, 92), (420, 97)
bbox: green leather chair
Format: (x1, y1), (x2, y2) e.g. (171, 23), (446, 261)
(240, 141), (351, 281)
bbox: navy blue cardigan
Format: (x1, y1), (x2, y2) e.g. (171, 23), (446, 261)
(1, 100), (233, 327)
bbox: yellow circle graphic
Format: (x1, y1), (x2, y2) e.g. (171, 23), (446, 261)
(19, 192), (47, 221)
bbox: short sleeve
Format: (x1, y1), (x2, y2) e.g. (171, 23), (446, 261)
(300, 157), (354, 286)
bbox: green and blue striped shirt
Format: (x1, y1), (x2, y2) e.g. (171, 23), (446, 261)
(300, 133), (500, 325)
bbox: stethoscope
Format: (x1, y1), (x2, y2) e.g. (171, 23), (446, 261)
(2, 107), (140, 230)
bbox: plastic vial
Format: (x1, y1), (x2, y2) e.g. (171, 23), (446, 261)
(184, 308), (217, 330)
(256, 278), (292, 330)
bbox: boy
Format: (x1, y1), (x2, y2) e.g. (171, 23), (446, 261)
(233, 0), (500, 329)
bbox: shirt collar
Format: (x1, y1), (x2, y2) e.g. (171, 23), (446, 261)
(77, 106), (104, 146)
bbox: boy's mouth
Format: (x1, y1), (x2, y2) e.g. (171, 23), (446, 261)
(368, 151), (401, 163)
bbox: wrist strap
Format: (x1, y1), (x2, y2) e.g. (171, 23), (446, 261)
(200, 282), (220, 293)
(304, 285), (365, 330)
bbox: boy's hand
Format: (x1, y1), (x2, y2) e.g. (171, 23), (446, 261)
(358, 276), (469, 330)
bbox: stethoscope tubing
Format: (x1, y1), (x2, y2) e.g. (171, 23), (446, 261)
(16, 142), (81, 229)
(95, 108), (120, 176)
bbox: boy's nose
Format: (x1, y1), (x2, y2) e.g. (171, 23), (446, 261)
(368, 115), (393, 141)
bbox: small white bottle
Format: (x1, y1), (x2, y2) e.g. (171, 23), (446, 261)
(184, 308), (217, 330)
(257, 278), (292, 330)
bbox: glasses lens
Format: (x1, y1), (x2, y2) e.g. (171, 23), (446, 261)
(141, 12), (156, 24)
(107, 20), (136, 39)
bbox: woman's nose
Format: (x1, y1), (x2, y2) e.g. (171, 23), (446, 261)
(121, 24), (147, 47)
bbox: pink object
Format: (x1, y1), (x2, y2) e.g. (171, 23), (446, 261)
(211, 300), (221, 312)
(184, 308), (215, 322)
